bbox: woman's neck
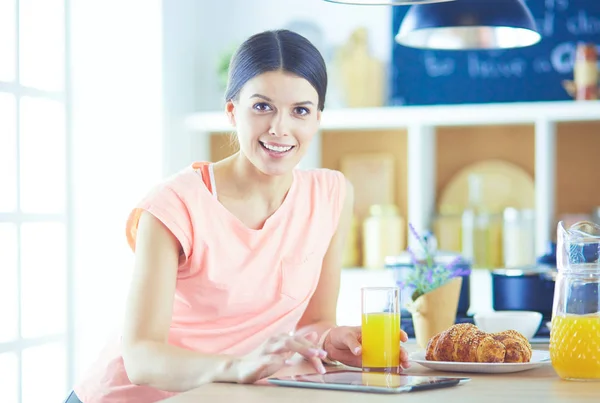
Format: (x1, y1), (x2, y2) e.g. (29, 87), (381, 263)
(214, 152), (293, 206)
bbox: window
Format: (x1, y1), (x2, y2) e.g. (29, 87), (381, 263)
(0, 1), (71, 402)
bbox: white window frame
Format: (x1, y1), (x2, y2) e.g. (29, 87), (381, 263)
(0, 0), (74, 400)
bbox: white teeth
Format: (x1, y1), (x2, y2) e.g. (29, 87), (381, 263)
(262, 142), (293, 152)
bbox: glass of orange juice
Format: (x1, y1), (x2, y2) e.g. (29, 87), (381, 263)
(550, 221), (600, 381)
(361, 286), (401, 374)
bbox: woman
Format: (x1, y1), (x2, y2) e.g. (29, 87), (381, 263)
(68, 29), (410, 403)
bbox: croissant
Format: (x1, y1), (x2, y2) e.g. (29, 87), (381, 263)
(425, 323), (532, 363)
(490, 329), (532, 363)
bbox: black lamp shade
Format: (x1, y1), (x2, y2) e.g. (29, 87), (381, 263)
(396, 0), (541, 50)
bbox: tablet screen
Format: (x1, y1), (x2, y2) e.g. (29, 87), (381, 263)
(276, 370), (463, 389)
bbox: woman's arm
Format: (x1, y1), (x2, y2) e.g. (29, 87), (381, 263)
(122, 211), (328, 390)
(295, 178), (355, 340)
(121, 211), (237, 391)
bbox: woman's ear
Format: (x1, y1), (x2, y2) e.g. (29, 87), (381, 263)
(225, 101), (236, 127)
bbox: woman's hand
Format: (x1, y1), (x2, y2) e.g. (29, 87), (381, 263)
(222, 331), (328, 384)
(322, 326), (411, 370)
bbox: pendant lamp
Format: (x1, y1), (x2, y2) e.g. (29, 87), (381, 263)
(395, 0), (541, 50)
(323, 0), (455, 5)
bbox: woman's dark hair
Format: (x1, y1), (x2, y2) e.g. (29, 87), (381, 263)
(225, 29), (328, 111)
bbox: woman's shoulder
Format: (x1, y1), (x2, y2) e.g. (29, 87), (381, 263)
(294, 168), (350, 231)
(294, 168), (348, 200)
(147, 163), (206, 196)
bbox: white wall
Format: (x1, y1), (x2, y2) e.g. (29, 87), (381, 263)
(70, 0), (164, 380)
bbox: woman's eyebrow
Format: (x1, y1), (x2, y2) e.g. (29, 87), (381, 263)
(249, 93), (272, 102)
(293, 100), (314, 106)
(249, 93), (314, 106)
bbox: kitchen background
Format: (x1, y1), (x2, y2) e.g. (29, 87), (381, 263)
(187, 0), (600, 335)
(0, 0), (599, 402)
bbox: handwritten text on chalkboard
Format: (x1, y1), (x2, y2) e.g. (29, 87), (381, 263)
(390, 0), (600, 105)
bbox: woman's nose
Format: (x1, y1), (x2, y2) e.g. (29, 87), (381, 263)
(269, 114), (290, 137)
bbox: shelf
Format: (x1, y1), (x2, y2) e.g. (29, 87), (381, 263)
(184, 100), (600, 263)
(186, 100), (600, 133)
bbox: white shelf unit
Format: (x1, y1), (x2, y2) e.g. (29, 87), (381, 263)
(186, 100), (600, 257)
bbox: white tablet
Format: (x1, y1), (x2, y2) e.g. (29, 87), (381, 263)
(267, 370), (470, 394)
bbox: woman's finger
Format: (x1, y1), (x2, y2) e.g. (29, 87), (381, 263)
(261, 335), (291, 355)
(343, 332), (362, 355)
(307, 355), (327, 374)
(285, 336), (327, 359)
(400, 347), (411, 369)
(292, 333), (327, 374)
(400, 348), (409, 362)
(304, 331), (319, 343)
(263, 333), (326, 361)
(400, 329), (409, 343)
(268, 335), (327, 374)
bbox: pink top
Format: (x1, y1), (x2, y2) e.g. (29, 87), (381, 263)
(74, 162), (347, 403)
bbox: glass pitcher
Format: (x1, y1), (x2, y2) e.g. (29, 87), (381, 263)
(550, 221), (600, 381)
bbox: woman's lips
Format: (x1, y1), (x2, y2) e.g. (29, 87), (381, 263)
(259, 141), (295, 158)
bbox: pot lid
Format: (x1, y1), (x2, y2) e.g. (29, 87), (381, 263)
(385, 251), (467, 267)
(492, 266), (557, 276)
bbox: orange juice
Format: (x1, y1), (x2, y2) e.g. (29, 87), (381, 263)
(361, 312), (401, 373)
(550, 313), (600, 380)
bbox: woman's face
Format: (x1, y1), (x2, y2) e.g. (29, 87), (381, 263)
(226, 70), (321, 177)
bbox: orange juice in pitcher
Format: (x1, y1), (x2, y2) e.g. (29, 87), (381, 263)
(550, 313), (600, 380)
(550, 221), (600, 381)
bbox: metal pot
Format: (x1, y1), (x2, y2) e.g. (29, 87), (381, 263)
(491, 266), (557, 316)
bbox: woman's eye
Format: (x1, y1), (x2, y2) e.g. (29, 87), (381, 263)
(294, 106), (310, 116)
(253, 102), (272, 111)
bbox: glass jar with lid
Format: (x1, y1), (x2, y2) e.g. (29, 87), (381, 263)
(550, 221), (600, 381)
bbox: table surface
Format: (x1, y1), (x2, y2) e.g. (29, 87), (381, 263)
(160, 343), (599, 403)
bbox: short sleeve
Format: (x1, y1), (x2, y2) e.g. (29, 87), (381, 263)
(125, 184), (193, 265)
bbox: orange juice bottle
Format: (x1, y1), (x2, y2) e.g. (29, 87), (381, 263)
(361, 287), (401, 374)
(550, 313), (600, 380)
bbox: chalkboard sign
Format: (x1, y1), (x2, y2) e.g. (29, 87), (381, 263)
(390, 0), (600, 105)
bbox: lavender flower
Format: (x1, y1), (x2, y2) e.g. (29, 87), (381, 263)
(450, 268), (471, 278)
(408, 223), (422, 244)
(398, 223), (471, 301)
(407, 246), (419, 266)
(444, 255), (463, 271)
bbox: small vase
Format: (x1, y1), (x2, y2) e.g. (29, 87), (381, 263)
(405, 277), (463, 349)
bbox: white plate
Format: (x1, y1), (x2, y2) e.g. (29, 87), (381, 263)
(410, 350), (551, 374)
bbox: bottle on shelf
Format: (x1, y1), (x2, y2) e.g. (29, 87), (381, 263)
(461, 174), (503, 269)
(362, 204), (405, 270)
(342, 214), (360, 268)
(502, 207), (536, 268)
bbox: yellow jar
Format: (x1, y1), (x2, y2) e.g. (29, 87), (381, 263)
(342, 215), (360, 268)
(362, 204), (405, 270)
